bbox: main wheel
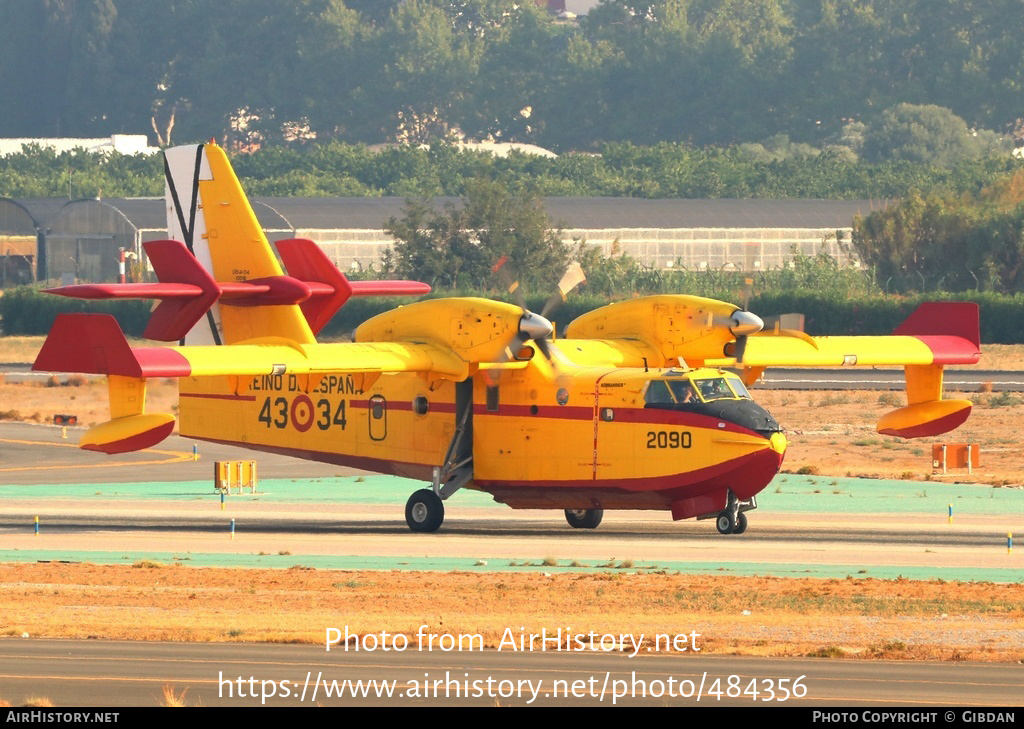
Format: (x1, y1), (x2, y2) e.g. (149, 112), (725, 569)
(715, 510), (735, 534)
(405, 489), (444, 532)
(565, 508), (604, 529)
(732, 511), (748, 535)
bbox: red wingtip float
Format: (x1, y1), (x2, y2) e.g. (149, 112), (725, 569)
(31, 141), (982, 536)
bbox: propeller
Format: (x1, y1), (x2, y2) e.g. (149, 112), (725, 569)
(717, 309), (764, 363)
(488, 257), (586, 378)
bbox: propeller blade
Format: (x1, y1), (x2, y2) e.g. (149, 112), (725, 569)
(541, 262), (587, 319)
(492, 255), (527, 310)
(741, 276), (753, 310)
(734, 334), (748, 363)
(761, 313), (806, 334)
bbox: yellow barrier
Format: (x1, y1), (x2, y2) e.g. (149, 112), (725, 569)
(214, 460), (258, 493)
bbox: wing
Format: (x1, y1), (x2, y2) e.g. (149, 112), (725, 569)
(561, 298), (980, 439)
(721, 302), (981, 439)
(724, 302), (980, 368)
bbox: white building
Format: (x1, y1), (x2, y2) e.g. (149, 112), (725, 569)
(0, 134), (159, 158)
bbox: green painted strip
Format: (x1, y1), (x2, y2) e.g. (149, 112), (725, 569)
(761, 475), (1024, 515)
(0, 475), (498, 505)
(4, 474), (1022, 516)
(3, 549), (1022, 583)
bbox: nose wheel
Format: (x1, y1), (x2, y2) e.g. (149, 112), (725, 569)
(716, 510), (747, 535)
(715, 490), (751, 534)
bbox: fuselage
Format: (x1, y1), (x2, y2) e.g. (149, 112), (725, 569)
(178, 360), (786, 522)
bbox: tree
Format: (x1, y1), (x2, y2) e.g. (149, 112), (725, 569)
(0, 0), (119, 137)
(386, 179), (570, 290)
(863, 103), (1007, 168)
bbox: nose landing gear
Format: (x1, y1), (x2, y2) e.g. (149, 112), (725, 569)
(714, 490), (754, 535)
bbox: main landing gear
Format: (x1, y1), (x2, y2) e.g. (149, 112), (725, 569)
(405, 489), (444, 533)
(564, 508), (604, 529)
(714, 490), (754, 535)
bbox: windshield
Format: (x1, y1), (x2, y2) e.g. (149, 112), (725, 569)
(693, 376), (750, 402)
(643, 376), (749, 403)
(644, 375), (749, 405)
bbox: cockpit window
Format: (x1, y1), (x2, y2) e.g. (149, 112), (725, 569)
(694, 376), (750, 402)
(644, 375), (751, 406)
(644, 379), (674, 404)
(728, 378), (752, 399)
(668, 380), (698, 404)
(696, 377), (731, 401)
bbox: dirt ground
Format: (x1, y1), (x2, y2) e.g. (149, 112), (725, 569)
(2, 562), (1023, 662)
(3, 338), (1024, 662)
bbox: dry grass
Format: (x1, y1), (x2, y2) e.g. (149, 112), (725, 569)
(0, 336), (47, 363)
(0, 335), (160, 364)
(1, 563), (1023, 662)
(160, 685), (191, 708)
(754, 388), (1024, 486)
(0, 379), (178, 428)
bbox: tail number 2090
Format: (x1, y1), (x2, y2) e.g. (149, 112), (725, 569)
(646, 431), (691, 449)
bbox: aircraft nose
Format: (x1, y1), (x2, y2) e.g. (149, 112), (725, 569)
(768, 431), (787, 456)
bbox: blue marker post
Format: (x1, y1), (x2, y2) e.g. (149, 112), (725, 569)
(948, 503), (953, 524)
(220, 490), (225, 511)
(192, 443), (199, 462)
(230, 518), (235, 540)
(34, 516), (39, 536)
(1009, 532), (1013, 555)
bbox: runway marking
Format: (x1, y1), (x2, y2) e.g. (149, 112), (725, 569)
(0, 437), (193, 473)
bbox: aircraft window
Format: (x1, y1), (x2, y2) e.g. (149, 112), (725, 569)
(667, 380), (698, 404)
(644, 380), (674, 404)
(727, 378), (752, 399)
(695, 377), (734, 402)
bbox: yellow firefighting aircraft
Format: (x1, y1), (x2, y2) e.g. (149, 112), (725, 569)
(33, 142), (981, 535)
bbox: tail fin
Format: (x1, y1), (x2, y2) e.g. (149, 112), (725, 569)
(164, 142), (315, 345)
(44, 142), (430, 345)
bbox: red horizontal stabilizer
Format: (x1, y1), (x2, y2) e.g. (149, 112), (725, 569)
(43, 240), (221, 342)
(276, 238), (354, 335)
(219, 276), (313, 307)
(350, 280), (432, 297)
(33, 313), (191, 378)
(143, 240), (221, 341)
(276, 238), (431, 334)
(893, 302), (981, 365)
(43, 282), (205, 300)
